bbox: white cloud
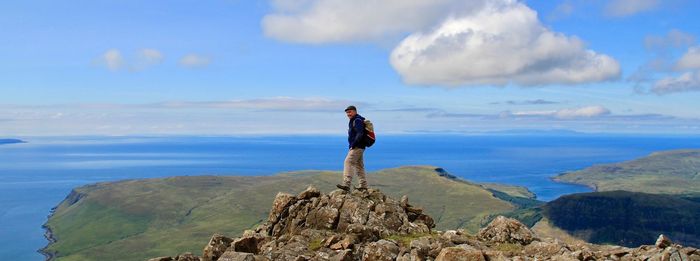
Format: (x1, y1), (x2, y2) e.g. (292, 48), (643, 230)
(96, 49), (124, 71)
(644, 29), (696, 50)
(652, 71), (700, 94)
(389, 0), (620, 86)
(262, 0), (619, 87)
(179, 54), (211, 68)
(505, 105), (611, 119)
(676, 46), (700, 70)
(638, 41), (700, 94)
(0, 97), (364, 136)
(95, 48), (164, 71)
(604, 0), (659, 17)
(553, 106), (611, 119)
(155, 97), (360, 111)
(262, 0), (487, 44)
(129, 48), (165, 71)
(139, 49), (164, 63)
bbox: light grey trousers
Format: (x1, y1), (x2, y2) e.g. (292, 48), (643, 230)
(343, 148), (367, 188)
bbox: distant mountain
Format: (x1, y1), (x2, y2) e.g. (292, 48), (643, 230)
(0, 138), (24, 145)
(553, 149), (700, 195)
(42, 166), (539, 261)
(541, 191), (700, 248)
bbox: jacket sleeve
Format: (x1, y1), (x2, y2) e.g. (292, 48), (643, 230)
(349, 118), (365, 148)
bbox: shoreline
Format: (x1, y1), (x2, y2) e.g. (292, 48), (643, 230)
(39, 206), (58, 261)
(549, 172), (599, 192)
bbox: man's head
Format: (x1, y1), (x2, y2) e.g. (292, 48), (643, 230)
(345, 105), (357, 119)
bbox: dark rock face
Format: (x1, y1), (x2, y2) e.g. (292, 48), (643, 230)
(151, 186), (700, 261)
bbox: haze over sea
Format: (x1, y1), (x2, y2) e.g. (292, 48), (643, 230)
(3, 134), (700, 260)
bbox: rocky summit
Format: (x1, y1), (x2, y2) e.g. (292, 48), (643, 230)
(150, 186), (700, 261)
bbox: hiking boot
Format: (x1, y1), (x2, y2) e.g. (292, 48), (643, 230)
(355, 186), (368, 192)
(336, 184), (351, 191)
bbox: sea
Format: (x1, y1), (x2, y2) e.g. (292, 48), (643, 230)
(2, 134), (700, 260)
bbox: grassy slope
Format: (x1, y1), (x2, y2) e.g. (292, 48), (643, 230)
(45, 166), (535, 261)
(480, 183), (536, 199)
(553, 149), (700, 195)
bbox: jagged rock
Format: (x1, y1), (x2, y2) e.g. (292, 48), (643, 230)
(657, 234), (673, 249)
(483, 250), (510, 261)
(151, 186), (700, 261)
(523, 241), (568, 258)
(329, 237), (354, 250)
(232, 234), (260, 254)
(331, 249), (353, 261)
(202, 234), (235, 261)
(266, 192), (298, 236)
(362, 239), (400, 261)
(217, 251), (256, 261)
(435, 245), (486, 261)
(399, 195), (409, 208)
(298, 185), (321, 200)
(690, 253), (700, 261)
(175, 252), (201, 261)
(477, 216), (534, 245)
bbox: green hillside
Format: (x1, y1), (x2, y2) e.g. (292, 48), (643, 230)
(542, 191), (700, 248)
(553, 149), (700, 195)
(43, 166), (538, 261)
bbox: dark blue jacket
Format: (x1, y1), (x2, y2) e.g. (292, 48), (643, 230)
(348, 114), (366, 149)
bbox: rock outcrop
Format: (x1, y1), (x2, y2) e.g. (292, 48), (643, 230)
(151, 186), (700, 261)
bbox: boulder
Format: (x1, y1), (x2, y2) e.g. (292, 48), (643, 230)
(435, 245), (486, 261)
(202, 234), (235, 261)
(362, 240), (400, 261)
(656, 234), (673, 249)
(175, 252), (201, 261)
(217, 251), (255, 261)
(477, 216), (534, 245)
(297, 186), (321, 200)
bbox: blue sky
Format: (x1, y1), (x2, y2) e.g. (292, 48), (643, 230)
(2, 0), (700, 135)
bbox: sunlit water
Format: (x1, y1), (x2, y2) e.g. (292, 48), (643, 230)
(2, 134), (700, 260)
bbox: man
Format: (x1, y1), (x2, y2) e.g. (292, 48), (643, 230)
(337, 105), (368, 192)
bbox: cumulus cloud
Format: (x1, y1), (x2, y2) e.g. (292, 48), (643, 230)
(676, 46), (700, 70)
(179, 54), (211, 68)
(95, 49), (124, 71)
(629, 30), (700, 94)
(262, 0), (619, 87)
(651, 71), (700, 94)
(653, 45), (700, 94)
(262, 0), (486, 43)
(604, 0), (659, 17)
(389, 0), (620, 86)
